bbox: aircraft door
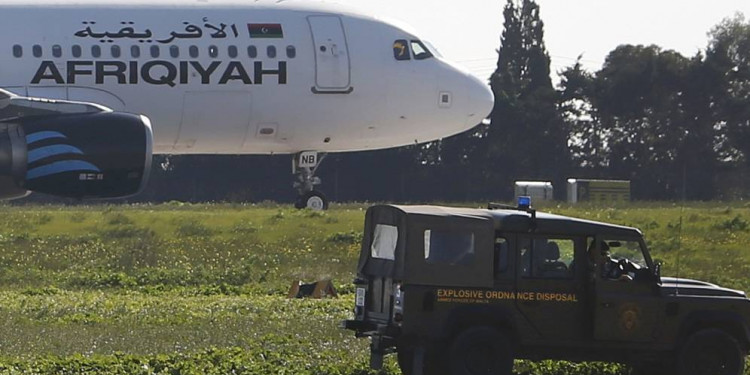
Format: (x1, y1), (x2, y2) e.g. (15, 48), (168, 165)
(307, 16), (351, 92)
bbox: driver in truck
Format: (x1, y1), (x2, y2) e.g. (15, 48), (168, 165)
(589, 240), (635, 281)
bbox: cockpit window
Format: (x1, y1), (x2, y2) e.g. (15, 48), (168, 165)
(411, 40), (433, 60)
(393, 39), (410, 61)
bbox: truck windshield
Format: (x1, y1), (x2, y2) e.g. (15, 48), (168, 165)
(604, 239), (647, 268)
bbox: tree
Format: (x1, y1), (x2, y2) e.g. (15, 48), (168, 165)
(557, 58), (606, 172)
(488, 0), (569, 199)
(592, 45), (719, 199)
(706, 13), (750, 167)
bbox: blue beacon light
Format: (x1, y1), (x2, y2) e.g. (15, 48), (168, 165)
(517, 196), (531, 210)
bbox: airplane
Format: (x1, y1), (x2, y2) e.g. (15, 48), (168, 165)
(0, 0), (494, 209)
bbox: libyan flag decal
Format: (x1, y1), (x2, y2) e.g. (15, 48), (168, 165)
(248, 24), (284, 38)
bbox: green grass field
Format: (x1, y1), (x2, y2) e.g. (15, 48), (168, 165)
(0, 202), (749, 374)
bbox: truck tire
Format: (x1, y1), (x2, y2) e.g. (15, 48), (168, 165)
(630, 360), (675, 375)
(397, 346), (446, 375)
(677, 329), (745, 375)
(449, 326), (513, 375)
(397, 349), (414, 375)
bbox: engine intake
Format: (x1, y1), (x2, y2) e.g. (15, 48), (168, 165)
(0, 111), (153, 199)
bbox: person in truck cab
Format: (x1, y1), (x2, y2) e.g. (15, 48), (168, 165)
(588, 240), (636, 281)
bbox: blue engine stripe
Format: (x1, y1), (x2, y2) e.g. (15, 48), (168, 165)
(27, 145), (84, 164)
(26, 131), (67, 145)
(27, 160), (101, 180)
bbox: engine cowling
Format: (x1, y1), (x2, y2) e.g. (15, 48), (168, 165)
(0, 112), (153, 199)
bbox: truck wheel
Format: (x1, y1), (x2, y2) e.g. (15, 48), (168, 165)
(677, 329), (744, 375)
(397, 349), (414, 375)
(630, 360), (675, 375)
(397, 346), (446, 375)
(449, 326), (513, 375)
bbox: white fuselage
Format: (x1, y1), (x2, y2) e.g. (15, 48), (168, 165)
(0, 0), (493, 155)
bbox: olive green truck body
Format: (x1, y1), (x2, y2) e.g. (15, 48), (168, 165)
(343, 204), (750, 375)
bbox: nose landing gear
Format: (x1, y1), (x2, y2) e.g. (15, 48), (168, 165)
(293, 151), (329, 210)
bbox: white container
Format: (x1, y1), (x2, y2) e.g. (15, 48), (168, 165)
(514, 181), (554, 202)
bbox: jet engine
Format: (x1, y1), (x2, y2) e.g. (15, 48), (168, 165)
(0, 89), (153, 200)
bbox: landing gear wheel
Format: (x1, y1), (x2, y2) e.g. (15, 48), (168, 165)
(449, 326), (513, 375)
(295, 190), (328, 211)
(677, 329), (744, 375)
(292, 152), (329, 210)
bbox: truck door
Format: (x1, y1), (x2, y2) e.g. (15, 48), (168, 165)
(514, 235), (588, 342)
(307, 16), (351, 92)
(592, 238), (661, 342)
(357, 206), (406, 323)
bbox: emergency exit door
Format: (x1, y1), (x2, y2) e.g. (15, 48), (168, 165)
(307, 16), (351, 92)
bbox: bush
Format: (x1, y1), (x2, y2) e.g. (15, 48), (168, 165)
(327, 231), (363, 244)
(175, 220), (215, 237)
(716, 215), (749, 232)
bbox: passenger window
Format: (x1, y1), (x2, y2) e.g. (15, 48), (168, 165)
(286, 46), (296, 58)
(72, 45), (82, 58)
(393, 39), (410, 61)
(52, 45), (62, 58)
(371, 224), (398, 260)
(170, 45), (179, 58)
(228, 45), (238, 58)
(424, 230), (475, 266)
(189, 45), (199, 58)
(411, 40), (433, 60)
(209, 45), (218, 58)
(33, 45), (42, 58)
(91, 45), (101, 58)
(111, 45), (121, 58)
(150, 45), (160, 58)
(520, 237), (575, 279)
(267, 46), (276, 58)
(248, 46), (257, 58)
(495, 237), (509, 275)
(12, 45), (22, 58)
(131, 45), (140, 58)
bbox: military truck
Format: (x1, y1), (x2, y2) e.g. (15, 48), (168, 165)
(343, 202), (750, 375)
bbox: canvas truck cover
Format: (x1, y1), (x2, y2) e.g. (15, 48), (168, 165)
(357, 205), (642, 286)
(357, 205), (496, 288)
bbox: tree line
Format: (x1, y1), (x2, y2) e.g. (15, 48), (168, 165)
(30, 0), (750, 204)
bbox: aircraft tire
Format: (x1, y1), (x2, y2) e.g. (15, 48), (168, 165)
(296, 190), (329, 211)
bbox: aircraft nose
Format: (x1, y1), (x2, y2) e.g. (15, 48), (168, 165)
(466, 74), (494, 125)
